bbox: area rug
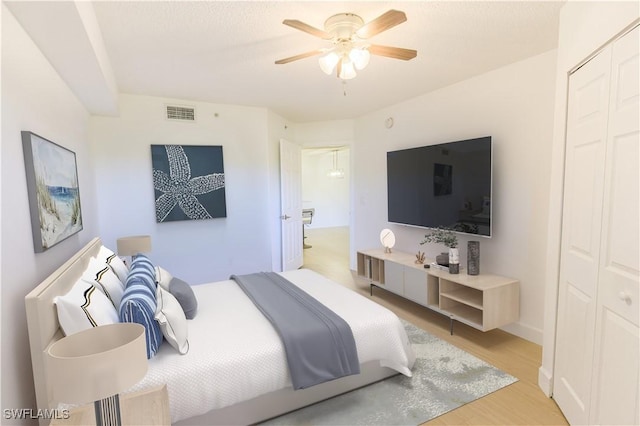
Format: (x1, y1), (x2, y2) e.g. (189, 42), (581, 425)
(261, 321), (518, 425)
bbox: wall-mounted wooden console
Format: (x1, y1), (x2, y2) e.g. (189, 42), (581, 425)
(357, 249), (519, 332)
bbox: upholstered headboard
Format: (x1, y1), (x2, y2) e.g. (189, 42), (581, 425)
(24, 237), (103, 424)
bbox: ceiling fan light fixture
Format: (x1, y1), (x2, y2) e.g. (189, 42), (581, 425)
(319, 50), (340, 75)
(277, 9), (416, 80)
(338, 59), (357, 80)
(349, 47), (370, 70)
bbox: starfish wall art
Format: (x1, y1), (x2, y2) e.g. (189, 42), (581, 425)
(151, 144), (227, 222)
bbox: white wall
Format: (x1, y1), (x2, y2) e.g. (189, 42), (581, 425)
(293, 120), (354, 148)
(89, 94), (274, 284)
(302, 149), (350, 228)
(538, 1), (639, 396)
(1, 5), (99, 420)
(352, 50), (558, 344)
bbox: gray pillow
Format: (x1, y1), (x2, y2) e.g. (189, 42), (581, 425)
(169, 278), (198, 319)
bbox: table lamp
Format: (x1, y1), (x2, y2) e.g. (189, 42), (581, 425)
(47, 323), (148, 426)
(116, 235), (152, 264)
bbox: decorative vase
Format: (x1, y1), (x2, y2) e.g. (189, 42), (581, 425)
(436, 252), (449, 266)
(448, 248), (460, 274)
(468, 241), (480, 275)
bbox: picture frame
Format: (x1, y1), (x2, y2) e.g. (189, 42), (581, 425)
(151, 144), (227, 222)
(22, 131), (83, 252)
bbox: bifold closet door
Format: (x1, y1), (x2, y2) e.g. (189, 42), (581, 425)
(554, 25), (639, 425)
(553, 42), (611, 426)
(588, 25), (639, 426)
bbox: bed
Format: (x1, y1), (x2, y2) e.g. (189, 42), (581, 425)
(25, 237), (415, 425)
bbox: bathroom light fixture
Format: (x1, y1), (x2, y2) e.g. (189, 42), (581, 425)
(327, 150), (345, 178)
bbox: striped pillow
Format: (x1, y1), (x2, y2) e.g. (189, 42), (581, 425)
(120, 257), (162, 358)
(128, 254), (156, 293)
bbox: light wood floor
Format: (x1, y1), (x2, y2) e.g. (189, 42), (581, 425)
(303, 226), (568, 426)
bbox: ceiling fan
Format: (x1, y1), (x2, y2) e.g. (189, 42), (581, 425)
(275, 9), (417, 80)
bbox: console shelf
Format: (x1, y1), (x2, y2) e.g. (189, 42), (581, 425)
(356, 248), (519, 332)
(441, 287), (483, 310)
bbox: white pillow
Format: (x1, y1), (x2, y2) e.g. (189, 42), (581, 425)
(155, 286), (189, 354)
(97, 245), (129, 283)
(54, 279), (119, 336)
(82, 256), (125, 309)
(154, 266), (174, 291)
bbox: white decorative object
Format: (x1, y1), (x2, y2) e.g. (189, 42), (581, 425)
(380, 229), (395, 253)
(449, 248), (460, 274)
(449, 248), (459, 264)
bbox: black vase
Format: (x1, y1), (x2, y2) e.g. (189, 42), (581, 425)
(468, 241), (480, 275)
(436, 252), (449, 266)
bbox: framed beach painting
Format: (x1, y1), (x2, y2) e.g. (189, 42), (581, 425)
(151, 144), (227, 222)
(22, 131), (83, 252)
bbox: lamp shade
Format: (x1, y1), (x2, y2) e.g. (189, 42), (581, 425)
(318, 50), (340, 75)
(338, 59), (357, 80)
(47, 323), (148, 404)
(116, 235), (151, 256)
(349, 47), (370, 70)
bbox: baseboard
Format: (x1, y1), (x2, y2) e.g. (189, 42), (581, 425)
(538, 366), (553, 397)
(501, 321), (543, 345)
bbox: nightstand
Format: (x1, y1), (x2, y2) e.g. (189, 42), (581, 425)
(50, 385), (170, 425)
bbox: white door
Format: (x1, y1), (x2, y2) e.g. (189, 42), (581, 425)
(589, 25), (639, 426)
(280, 139), (303, 271)
(554, 25), (640, 425)
(553, 44), (611, 426)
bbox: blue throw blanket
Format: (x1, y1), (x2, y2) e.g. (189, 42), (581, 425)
(230, 272), (360, 389)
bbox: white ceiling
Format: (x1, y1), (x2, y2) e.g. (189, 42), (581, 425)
(6, 1), (565, 123)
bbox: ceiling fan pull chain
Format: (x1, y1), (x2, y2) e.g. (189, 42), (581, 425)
(343, 80), (347, 96)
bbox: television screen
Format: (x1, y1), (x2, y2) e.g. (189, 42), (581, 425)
(387, 136), (492, 237)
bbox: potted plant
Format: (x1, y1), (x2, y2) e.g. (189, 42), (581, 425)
(420, 227), (460, 274)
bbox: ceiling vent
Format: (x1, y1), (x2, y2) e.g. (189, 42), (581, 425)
(166, 105), (196, 122)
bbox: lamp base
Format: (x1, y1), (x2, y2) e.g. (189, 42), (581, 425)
(94, 394), (122, 426)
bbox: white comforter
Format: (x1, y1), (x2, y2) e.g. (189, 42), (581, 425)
(130, 269), (415, 423)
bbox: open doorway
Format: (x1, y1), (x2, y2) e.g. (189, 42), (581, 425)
(301, 147), (351, 282)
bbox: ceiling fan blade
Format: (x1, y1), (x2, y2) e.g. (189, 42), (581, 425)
(283, 19), (332, 40)
(356, 10), (407, 39)
(275, 49), (324, 65)
(369, 44), (417, 61)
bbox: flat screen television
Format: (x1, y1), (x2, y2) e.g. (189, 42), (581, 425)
(387, 136), (492, 237)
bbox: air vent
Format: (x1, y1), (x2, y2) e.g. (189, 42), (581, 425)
(166, 105), (196, 121)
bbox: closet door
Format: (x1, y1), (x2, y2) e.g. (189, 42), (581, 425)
(554, 25), (639, 425)
(589, 25), (639, 426)
(553, 45), (611, 426)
